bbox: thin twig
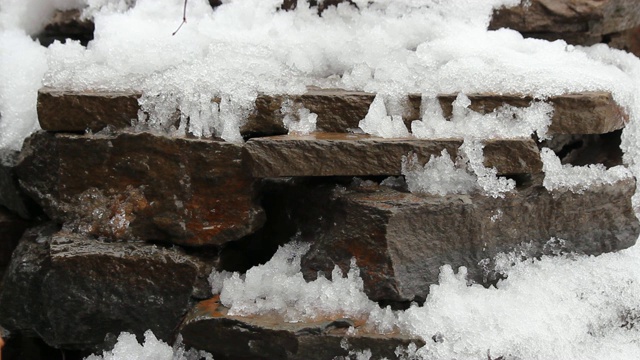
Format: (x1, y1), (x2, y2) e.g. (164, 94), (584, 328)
(172, 0), (188, 36)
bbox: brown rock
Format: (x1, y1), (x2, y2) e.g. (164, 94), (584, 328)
(301, 179), (639, 304)
(244, 133), (542, 177)
(38, 87), (625, 137)
(0, 225), (215, 351)
(37, 87), (140, 134)
(16, 131), (264, 246)
(438, 92), (628, 135)
(180, 296), (424, 360)
(490, 0), (640, 44)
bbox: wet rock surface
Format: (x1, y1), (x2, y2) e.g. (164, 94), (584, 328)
(179, 296), (424, 360)
(0, 225), (215, 352)
(16, 131), (264, 247)
(300, 179), (640, 304)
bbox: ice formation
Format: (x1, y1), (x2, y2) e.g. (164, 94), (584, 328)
(402, 141), (515, 198)
(281, 98), (318, 135)
(412, 93), (553, 140)
(401, 150), (476, 196)
(217, 242), (378, 321)
(358, 94), (410, 138)
(541, 147), (634, 193)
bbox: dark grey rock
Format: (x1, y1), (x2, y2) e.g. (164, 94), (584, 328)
(0, 225), (215, 351)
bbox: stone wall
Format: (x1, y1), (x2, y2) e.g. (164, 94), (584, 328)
(1, 1), (639, 359)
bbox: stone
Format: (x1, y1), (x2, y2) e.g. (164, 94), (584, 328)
(37, 87), (140, 134)
(244, 133), (542, 177)
(0, 149), (40, 219)
(437, 92), (628, 135)
(16, 131), (264, 247)
(490, 0), (640, 45)
(38, 87), (626, 137)
(179, 296), (424, 360)
(300, 179), (639, 304)
(0, 225), (215, 351)
(36, 9), (95, 47)
(0, 207), (28, 275)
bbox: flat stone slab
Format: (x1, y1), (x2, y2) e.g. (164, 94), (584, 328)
(244, 133), (543, 177)
(38, 87), (627, 136)
(179, 296), (424, 360)
(0, 225), (215, 351)
(490, 0), (640, 45)
(301, 179), (639, 304)
(16, 131), (264, 247)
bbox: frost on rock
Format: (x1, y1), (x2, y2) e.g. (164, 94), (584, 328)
(281, 98), (318, 135)
(541, 147), (633, 193)
(358, 95), (410, 138)
(218, 242), (377, 321)
(412, 93), (553, 140)
(84, 330), (214, 360)
(401, 150), (476, 196)
(402, 141), (514, 198)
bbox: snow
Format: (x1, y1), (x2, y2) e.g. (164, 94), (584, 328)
(3, 0), (640, 359)
(402, 141), (515, 198)
(84, 331), (214, 360)
(541, 147), (634, 193)
(281, 99), (318, 135)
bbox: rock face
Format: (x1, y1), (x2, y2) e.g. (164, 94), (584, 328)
(0, 225), (214, 351)
(490, 0), (640, 46)
(0, 149), (39, 219)
(0, 207), (28, 274)
(244, 134), (542, 177)
(179, 297), (424, 360)
(16, 131), (264, 247)
(301, 179), (640, 304)
(37, 88), (627, 136)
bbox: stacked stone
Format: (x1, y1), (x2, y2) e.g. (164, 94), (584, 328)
(0, 1), (639, 359)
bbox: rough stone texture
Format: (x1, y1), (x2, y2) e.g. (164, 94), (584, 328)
(0, 207), (28, 275)
(301, 179), (640, 304)
(0, 225), (215, 351)
(0, 149), (39, 219)
(490, 0), (640, 45)
(16, 131), (264, 247)
(36, 9), (95, 47)
(38, 87), (626, 136)
(180, 296), (424, 360)
(606, 25), (640, 56)
(38, 87), (140, 134)
(245, 133), (542, 177)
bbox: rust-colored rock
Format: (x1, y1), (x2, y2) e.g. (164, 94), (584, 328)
(0, 225), (215, 351)
(16, 131), (264, 246)
(245, 133), (542, 177)
(490, 0), (640, 45)
(38, 87), (626, 137)
(179, 296), (424, 360)
(301, 179), (639, 304)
